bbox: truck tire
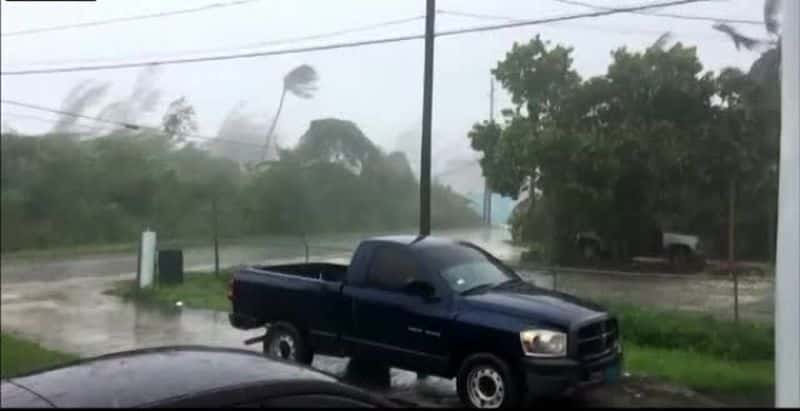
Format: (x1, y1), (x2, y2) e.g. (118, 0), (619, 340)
(457, 353), (522, 409)
(263, 322), (313, 365)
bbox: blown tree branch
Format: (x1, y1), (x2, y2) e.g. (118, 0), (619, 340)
(262, 64), (318, 161)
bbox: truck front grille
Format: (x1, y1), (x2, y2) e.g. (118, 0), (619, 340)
(576, 318), (618, 360)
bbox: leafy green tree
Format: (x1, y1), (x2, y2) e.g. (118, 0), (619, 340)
(162, 97), (198, 143)
(469, 34), (778, 261)
(0, 116), (482, 252)
(294, 118), (381, 170)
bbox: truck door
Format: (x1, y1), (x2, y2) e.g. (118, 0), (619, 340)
(344, 244), (450, 374)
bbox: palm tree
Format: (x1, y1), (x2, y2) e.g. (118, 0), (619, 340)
(263, 64), (319, 161)
(713, 0), (780, 52)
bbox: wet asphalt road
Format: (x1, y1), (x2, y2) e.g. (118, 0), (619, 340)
(0, 228), (524, 284)
(0, 274), (460, 407)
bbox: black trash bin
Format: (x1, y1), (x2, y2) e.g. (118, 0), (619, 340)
(158, 249), (184, 285)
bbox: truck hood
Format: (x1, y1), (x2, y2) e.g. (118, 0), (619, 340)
(460, 281), (607, 329)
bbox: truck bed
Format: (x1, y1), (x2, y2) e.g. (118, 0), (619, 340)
(230, 263), (349, 334)
(251, 263), (348, 282)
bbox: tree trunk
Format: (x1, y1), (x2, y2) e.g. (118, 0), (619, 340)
(263, 88), (287, 161)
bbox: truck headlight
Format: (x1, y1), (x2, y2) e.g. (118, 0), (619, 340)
(520, 329), (567, 357)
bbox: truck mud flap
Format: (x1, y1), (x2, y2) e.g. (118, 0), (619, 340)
(244, 334), (267, 346)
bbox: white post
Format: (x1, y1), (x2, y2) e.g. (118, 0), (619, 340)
(138, 230), (157, 289)
(775, 0), (800, 407)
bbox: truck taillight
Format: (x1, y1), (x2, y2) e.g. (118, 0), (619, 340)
(227, 278), (234, 301)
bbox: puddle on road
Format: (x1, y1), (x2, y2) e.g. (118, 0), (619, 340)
(0, 274), (460, 407)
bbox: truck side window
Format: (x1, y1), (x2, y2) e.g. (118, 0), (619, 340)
(365, 246), (419, 292)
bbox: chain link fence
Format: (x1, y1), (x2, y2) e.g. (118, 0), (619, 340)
(1, 228), (775, 326)
(204, 230), (775, 326)
(514, 265), (774, 324)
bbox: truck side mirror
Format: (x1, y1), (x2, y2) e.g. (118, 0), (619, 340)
(404, 280), (438, 302)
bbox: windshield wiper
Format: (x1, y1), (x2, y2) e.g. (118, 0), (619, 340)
(493, 278), (522, 289)
(460, 283), (496, 295)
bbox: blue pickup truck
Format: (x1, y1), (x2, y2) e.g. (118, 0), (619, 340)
(229, 236), (622, 408)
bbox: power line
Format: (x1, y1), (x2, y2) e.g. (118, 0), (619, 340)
(1, 111), (96, 130)
(552, 0), (762, 25)
(1, 100), (141, 130)
(0, 0), (707, 76)
(436, 8), (722, 38)
(1, 0), (264, 38)
(0, 99), (263, 147)
(436, 10), (515, 22)
(177, 15), (426, 56)
(2, 15), (426, 69)
(0, 33), (422, 76)
(433, 0), (708, 39)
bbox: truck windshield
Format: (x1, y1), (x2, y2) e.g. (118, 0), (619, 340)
(419, 245), (517, 294)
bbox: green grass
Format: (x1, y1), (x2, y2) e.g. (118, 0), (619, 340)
(1, 333), (78, 378)
(625, 343), (773, 394)
(603, 301), (774, 361)
(108, 272), (231, 312)
(608, 302), (774, 398)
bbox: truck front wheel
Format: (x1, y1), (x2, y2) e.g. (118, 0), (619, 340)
(263, 322), (313, 365)
(457, 353), (522, 409)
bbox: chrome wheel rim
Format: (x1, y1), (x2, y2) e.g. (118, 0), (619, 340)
(268, 334), (296, 361)
(466, 366), (505, 408)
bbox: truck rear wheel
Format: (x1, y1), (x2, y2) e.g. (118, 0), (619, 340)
(263, 322), (313, 365)
(457, 353), (522, 409)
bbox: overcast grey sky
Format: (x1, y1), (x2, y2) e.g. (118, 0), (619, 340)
(0, 0), (766, 168)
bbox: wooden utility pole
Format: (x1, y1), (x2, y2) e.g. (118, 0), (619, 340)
(483, 76), (495, 226)
(419, 0), (435, 236)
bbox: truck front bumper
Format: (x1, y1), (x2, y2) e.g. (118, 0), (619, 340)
(520, 350), (623, 398)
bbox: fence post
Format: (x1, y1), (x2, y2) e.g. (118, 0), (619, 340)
(302, 232), (309, 263)
(733, 269), (739, 322)
(136, 233), (142, 286)
(552, 269), (558, 291)
(212, 197), (220, 278)
(729, 179), (738, 322)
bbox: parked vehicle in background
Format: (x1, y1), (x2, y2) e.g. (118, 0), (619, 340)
(230, 235), (623, 408)
(0, 346), (395, 408)
(576, 229), (705, 271)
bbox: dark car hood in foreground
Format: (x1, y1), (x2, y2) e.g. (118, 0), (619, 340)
(1, 346), (338, 408)
(460, 280), (608, 329)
